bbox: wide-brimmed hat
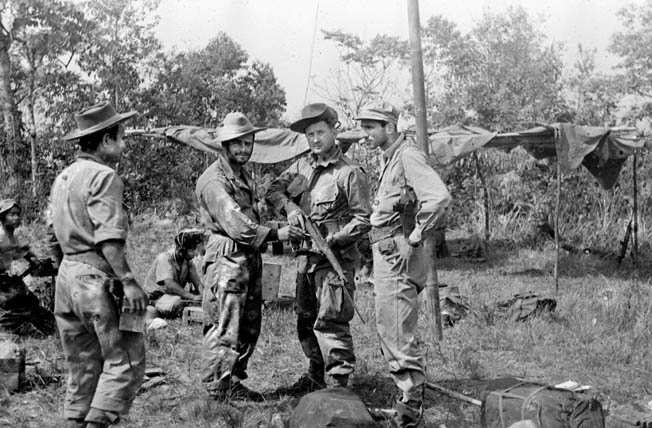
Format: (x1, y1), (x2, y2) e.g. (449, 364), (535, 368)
(0, 199), (20, 217)
(290, 103), (338, 133)
(354, 102), (400, 125)
(63, 101), (137, 141)
(218, 112), (266, 142)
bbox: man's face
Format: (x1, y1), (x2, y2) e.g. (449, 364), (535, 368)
(360, 120), (388, 150)
(184, 245), (202, 260)
(305, 121), (336, 157)
(101, 124), (126, 163)
(224, 134), (254, 166)
(2, 206), (20, 229)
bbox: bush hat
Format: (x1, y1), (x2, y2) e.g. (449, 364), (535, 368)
(62, 101), (137, 141)
(0, 199), (19, 217)
(355, 102), (400, 125)
(290, 103), (338, 133)
(218, 112), (266, 143)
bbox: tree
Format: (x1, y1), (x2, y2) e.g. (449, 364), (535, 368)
(315, 30), (409, 127)
(422, 7), (565, 131)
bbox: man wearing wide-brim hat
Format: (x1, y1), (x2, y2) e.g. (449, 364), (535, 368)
(48, 101), (147, 428)
(195, 112), (303, 401)
(265, 103), (371, 393)
(356, 102), (451, 428)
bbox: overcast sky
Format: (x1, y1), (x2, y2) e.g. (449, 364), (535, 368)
(155, 0), (636, 120)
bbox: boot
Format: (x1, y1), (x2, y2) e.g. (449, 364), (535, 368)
(392, 399), (424, 428)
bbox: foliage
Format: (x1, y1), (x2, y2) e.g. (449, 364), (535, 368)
(314, 29), (409, 127)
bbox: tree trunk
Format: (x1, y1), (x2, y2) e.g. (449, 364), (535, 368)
(0, 30), (22, 193)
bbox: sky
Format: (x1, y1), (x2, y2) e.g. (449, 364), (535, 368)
(155, 0), (636, 120)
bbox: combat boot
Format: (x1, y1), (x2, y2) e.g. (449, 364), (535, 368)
(392, 399), (424, 428)
(286, 372), (326, 395)
(329, 373), (349, 389)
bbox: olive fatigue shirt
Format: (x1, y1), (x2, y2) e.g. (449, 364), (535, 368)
(371, 134), (451, 243)
(49, 153), (130, 255)
(195, 155), (270, 261)
(266, 146), (371, 262)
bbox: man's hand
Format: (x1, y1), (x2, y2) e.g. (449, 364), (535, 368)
(278, 225), (306, 242)
(397, 236), (419, 271)
(287, 209), (306, 229)
(325, 233), (340, 248)
(122, 280), (148, 312)
(191, 294), (202, 303)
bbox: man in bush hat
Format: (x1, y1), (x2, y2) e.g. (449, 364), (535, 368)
(48, 101), (147, 428)
(266, 103), (371, 393)
(196, 112), (304, 401)
(356, 102), (451, 428)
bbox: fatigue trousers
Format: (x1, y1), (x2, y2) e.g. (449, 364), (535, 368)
(372, 235), (427, 403)
(201, 249), (262, 392)
(295, 255), (356, 385)
(54, 260), (146, 424)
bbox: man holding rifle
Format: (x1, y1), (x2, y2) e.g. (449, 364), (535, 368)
(266, 103), (371, 392)
(356, 102), (450, 428)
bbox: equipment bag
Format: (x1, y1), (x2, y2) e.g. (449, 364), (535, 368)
(497, 293), (557, 322)
(481, 381), (605, 428)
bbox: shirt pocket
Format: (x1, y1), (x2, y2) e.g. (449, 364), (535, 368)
(311, 182), (339, 213)
(287, 175), (308, 199)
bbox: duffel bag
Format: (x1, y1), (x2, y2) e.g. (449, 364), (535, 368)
(481, 381), (604, 428)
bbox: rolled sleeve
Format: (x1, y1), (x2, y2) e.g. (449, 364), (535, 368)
(265, 165), (298, 216)
(402, 147), (451, 243)
(88, 170), (129, 245)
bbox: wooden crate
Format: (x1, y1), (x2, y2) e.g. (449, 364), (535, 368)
(0, 341), (25, 393)
(182, 306), (204, 325)
(262, 262), (282, 301)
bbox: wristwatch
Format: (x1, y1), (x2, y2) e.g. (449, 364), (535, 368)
(119, 272), (135, 283)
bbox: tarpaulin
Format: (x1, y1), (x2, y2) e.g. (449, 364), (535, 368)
(155, 126), (310, 164)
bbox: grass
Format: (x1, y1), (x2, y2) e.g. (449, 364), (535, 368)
(2, 214), (652, 427)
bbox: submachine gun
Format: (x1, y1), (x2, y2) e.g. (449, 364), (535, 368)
(297, 213), (366, 324)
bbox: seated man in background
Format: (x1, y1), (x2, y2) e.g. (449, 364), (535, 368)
(0, 199), (56, 337)
(143, 228), (205, 318)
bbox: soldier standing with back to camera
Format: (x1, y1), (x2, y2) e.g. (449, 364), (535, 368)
(356, 102), (451, 428)
(266, 103), (371, 393)
(49, 101), (147, 428)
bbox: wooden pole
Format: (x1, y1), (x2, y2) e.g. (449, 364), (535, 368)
(632, 153), (639, 267)
(554, 159), (561, 292)
(407, 0), (443, 341)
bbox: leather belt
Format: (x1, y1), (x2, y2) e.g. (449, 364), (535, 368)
(368, 225), (403, 244)
(63, 251), (113, 276)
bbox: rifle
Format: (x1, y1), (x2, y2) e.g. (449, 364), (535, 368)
(618, 219), (632, 265)
(300, 213), (366, 324)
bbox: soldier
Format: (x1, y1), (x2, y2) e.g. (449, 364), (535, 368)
(0, 199), (55, 337)
(196, 112), (303, 401)
(49, 101), (146, 428)
(143, 228), (204, 318)
(266, 103), (371, 392)
(356, 103), (451, 428)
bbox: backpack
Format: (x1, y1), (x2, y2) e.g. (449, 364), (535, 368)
(481, 381), (605, 428)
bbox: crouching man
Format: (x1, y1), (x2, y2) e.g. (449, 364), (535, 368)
(143, 228), (205, 318)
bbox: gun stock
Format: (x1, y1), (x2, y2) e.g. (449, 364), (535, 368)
(301, 214), (366, 324)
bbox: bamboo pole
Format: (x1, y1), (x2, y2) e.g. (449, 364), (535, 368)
(407, 0), (443, 341)
(632, 153), (639, 267)
(554, 159), (561, 292)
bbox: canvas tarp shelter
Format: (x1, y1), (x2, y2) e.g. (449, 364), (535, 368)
(154, 123), (643, 188)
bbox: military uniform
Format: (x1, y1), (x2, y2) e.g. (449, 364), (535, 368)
(143, 248), (201, 317)
(50, 152), (145, 425)
(370, 134), (450, 403)
(196, 154), (271, 395)
(266, 145), (371, 386)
